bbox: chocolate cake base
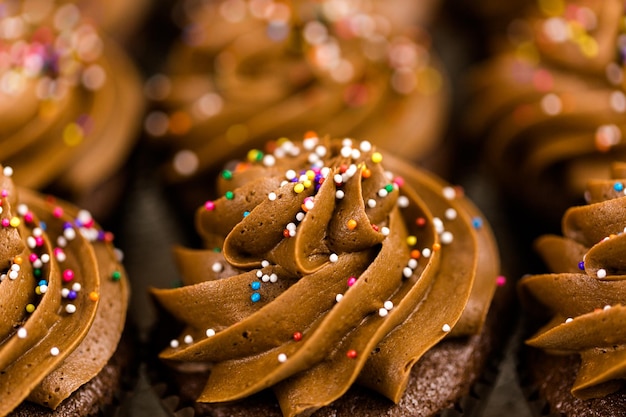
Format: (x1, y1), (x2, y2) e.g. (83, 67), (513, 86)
(149, 281), (514, 417)
(8, 331), (135, 417)
(520, 346), (626, 417)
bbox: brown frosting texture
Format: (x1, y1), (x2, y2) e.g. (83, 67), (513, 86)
(0, 165), (129, 415)
(519, 161), (626, 400)
(144, 0), (447, 182)
(467, 0), (626, 217)
(0, 0), (143, 201)
(151, 136), (499, 416)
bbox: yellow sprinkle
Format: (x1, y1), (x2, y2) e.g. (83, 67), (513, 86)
(63, 122), (84, 147)
(35, 286), (42, 295)
(9, 217), (20, 228)
(303, 179), (312, 189)
(26, 304), (35, 313)
(579, 36), (598, 58)
(371, 152), (383, 163)
(294, 183), (305, 193)
(538, 0), (564, 16)
(416, 66), (443, 95)
(406, 235), (417, 246)
(306, 170), (315, 180)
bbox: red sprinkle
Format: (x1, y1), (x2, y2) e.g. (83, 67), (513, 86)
(293, 332), (303, 342)
(416, 217), (426, 227)
(346, 349), (358, 359)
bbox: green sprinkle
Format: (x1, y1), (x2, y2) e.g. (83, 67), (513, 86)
(111, 271), (122, 281)
(221, 170), (233, 180)
(225, 191), (234, 200)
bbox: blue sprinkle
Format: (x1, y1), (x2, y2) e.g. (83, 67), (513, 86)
(471, 217), (483, 229)
(250, 281), (261, 291)
(63, 222), (72, 229)
(251, 292), (261, 303)
(39, 221), (47, 231)
(68, 290), (77, 300)
(614, 182), (624, 192)
(578, 261), (585, 271)
(38, 280), (47, 286)
(243, 211), (250, 217)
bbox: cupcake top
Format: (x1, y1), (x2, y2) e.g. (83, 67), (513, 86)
(467, 0), (626, 218)
(519, 161), (626, 400)
(0, 165), (129, 414)
(0, 0), (143, 201)
(145, 0), (447, 182)
(151, 135), (500, 416)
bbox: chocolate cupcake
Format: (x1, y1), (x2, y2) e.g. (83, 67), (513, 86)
(144, 0), (448, 186)
(0, 0), (144, 220)
(149, 135), (511, 416)
(0, 165), (132, 416)
(466, 0), (626, 221)
(518, 161), (626, 416)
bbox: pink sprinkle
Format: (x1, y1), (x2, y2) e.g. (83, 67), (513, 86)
(54, 248), (64, 256)
(1, 190), (7, 198)
(62, 269), (74, 282)
(53, 207), (63, 218)
(393, 177), (405, 187)
(347, 277), (357, 287)
(204, 201), (215, 211)
(496, 276), (507, 286)
(1, 218), (9, 227)
(24, 212), (34, 223)
(29, 253), (38, 262)
(35, 236), (44, 247)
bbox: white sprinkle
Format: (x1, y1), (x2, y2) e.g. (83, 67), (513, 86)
(433, 218), (444, 234)
(8, 270), (18, 280)
(340, 146), (352, 158)
(442, 324), (451, 332)
(0, 274), (5, 281)
(32, 259), (43, 269)
(212, 262), (223, 273)
(206, 329), (216, 337)
(303, 199), (314, 211)
(269, 273), (278, 283)
(329, 253), (339, 263)
(65, 304), (77, 314)
(308, 153), (320, 164)
(3, 166), (13, 177)
(445, 208), (457, 220)
(72, 283), (82, 292)
(303, 138), (317, 150)
(261, 260), (270, 268)
(50, 347), (60, 356)
(63, 228), (76, 240)
(114, 248), (124, 262)
(56, 250), (67, 262)
(288, 229), (296, 237)
(295, 212), (305, 221)
(334, 173), (343, 184)
(262, 274), (270, 282)
(335, 293), (343, 302)
(39, 284), (48, 294)
(360, 140), (372, 152)
(268, 192), (277, 201)
(57, 236), (68, 248)
(422, 248), (432, 258)
(256, 270), (263, 278)
(286, 222), (297, 231)
(17, 328), (27, 339)
(61, 288), (70, 298)
(10, 263), (20, 271)
(384, 300), (394, 310)
(342, 138), (353, 147)
(335, 190), (345, 199)
(26, 236), (36, 249)
(278, 353), (288, 363)
(378, 308), (388, 317)
(440, 231), (454, 245)
(321, 167), (331, 178)
(169, 339), (179, 348)
(285, 170), (296, 180)
(403, 267), (413, 278)
(442, 187), (456, 200)
(184, 335), (193, 344)
(17, 204), (28, 216)
(367, 199), (377, 208)
(263, 154), (276, 167)
(565, 318), (573, 324)
(597, 268), (607, 279)
(407, 258), (418, 269)
(604, 305), (612, 310)
(351, 149), (361, 160)
(378, 188), (388, 198)
(397, 196), (409, 208)
(381, 227), (390, 236)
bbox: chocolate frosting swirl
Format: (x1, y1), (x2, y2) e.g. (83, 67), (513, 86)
(0, 0), (143, 203)
(151, 136), (499, 416)
(467, 0), (626, 217)
(144, 0), (447, 182)
(519, 161), (626, 400)
(0, 166), (129, 414)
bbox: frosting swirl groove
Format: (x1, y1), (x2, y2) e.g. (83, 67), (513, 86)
(0, 166), (129, 415)
(152, 136), (499, 416)
(520, 161), (626, 400)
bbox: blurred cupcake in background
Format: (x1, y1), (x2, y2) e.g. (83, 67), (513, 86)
(466, 0), (626, 221)
(0, 0), (144, 220)
(144, 0), (449, 201)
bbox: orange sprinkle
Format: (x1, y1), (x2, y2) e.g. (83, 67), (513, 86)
(13, 256), (22, 265)
(89, 292), (99, 302)
(433, 243), (441, 251)
(410, 249), (421, 259)
(169, 111), (192, 135)
(304, 130), (318, 139)
(347, 219), (357, 230)
(361, 168), (371, 179)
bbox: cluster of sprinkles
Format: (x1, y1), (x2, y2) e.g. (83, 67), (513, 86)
(1, 1), (105, 148)
(0, 166), (121, 356)
(506, 0), (625, 151)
